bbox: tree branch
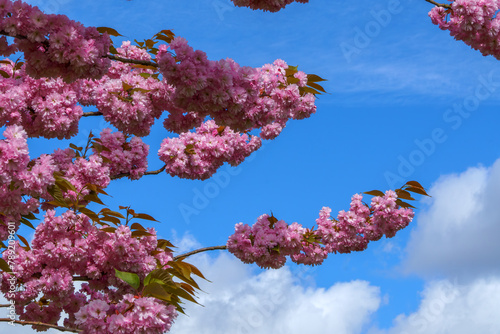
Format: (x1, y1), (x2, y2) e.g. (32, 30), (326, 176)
(0, 304), (10, 308)
(0, 318), (81, 333)
(174, 245), (227, 261)
(424, 0), (451, 9)
(105, 54), (158, 67)
(110, 165), (167, 180)
(82, 111), (103, 117)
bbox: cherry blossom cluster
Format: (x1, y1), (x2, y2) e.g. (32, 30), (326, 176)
(429, 0), (500, 59)
(157, 38), (316, 139)
(158, 120), (262, 180)
(227, 191), (414, 269)
(0, 209), (175, 333)
(0, 125), (134, 232)
(76, 42), (175, 137)
(75, 294), (177, 334)
(0, 0), (110, 81)
(93, 128), (149, 180)
(0, 125), (42, 239)
(0, 60), (82, 139)
(231, 0), (309, 12)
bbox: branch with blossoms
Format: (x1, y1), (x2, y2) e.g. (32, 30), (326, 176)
(424, 0), (451, 9)
(429, 0), (500, 59)
(226, 181), (429, 268)
(0, 318), (81, 333)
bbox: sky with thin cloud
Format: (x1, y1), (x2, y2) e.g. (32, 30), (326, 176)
(3, 0), (500, 333)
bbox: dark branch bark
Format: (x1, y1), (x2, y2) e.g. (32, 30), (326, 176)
(105, 54), (158, 67)
(174, 245), (227, 261)
(110, 165), (167, 180)
(424, 0), (451, 9)
(0, 318), (81, 333)
(82, 111), (103, 117)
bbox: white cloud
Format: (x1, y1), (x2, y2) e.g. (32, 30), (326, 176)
(370, 277), (500, 334)
(403, 159), (500, 278)
(171, 253), (381, 334)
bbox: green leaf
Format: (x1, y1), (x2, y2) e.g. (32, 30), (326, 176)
(405, 186), (430, 196)
(132, 213), (158, 222)
(0, 258), (11, 273)
(114, 268), (140, 290)
(69, 143), (83, 151)
(0, 70), (10, 78)
(144, 269), (172, 286)
(157, 239), (175, 249)
(396, 199), (416, 209)
(20, 218), (35, 229)
(363, 190), (385, 197)
(122, 82), (133, 91)
(395, 189), (415, 201)
(84, 193), (105, 205)
(404, 181), (425, 190)
(17, 235), (30, 250)
(22, 212), (38, 220)
(142, 282), (172, 301)
(154, 34), (173, 43)
(79, 207), (100, 222)
(300, 86), (321, 96)
(96, 27), (123, 37)
(100, 216), (121, 226)
(145, 39), (156, 49)
(131, 230), (154, 238)
(186, 263), (208, 280)
(307, 81), (327, 93)
(131, 222), (146, 231)
(162, 284), (199, 304)
(100, 209), (125, 219)
(307, 74), (327, 82)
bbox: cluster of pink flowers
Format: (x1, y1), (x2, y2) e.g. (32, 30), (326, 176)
(0, 209), (175, 333)
(76, 42), (174, 137)
(0, 125), (110, 230)
(75, 294), (177, 334)
(93, 129), (149, 180)
(157, 38), (316, 139)
(231, 0), (309, 12)
(0, 0), (110, 81)
(227, 191), (414, 268)
(0, 125), (42, 239)
(429, 0), (500, 59)
(0, 60), (82, 139)
(158, 120), (262, 180)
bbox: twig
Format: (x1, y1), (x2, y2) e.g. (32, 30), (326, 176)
(424, 0), (452, 9)
(111, 165), (167, 180)
(0, 318), (81, 333)
(105, 54), (158, 67)
(174, 245), (227, 261)
(0, 304), (10, 308)
(82, 111), (103, 117)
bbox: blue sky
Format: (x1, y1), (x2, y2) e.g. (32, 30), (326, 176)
(3, 0), (500, 333)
